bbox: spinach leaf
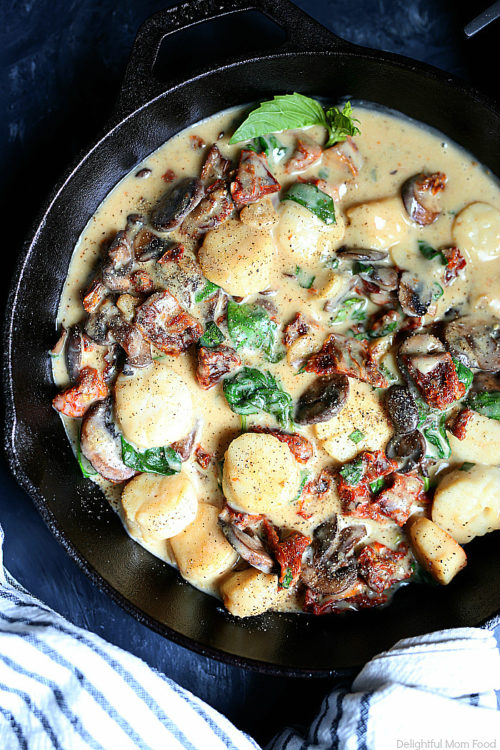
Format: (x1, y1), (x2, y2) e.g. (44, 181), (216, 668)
(323, 256), (339, 270)
(195, 280), (219, 303)
(339, 458), (364, 486)
(227, 300), (282, 362)
(416, 397), (431, 428)
(292, 470), (310, 503)
(460, 462), (475, 472)
(331, 296), (367, 325)
(353, 261), (373, 276)
(199, 322), (224, 348)
(76, 430), (97, 478)
(121, 438), (182, 475)
(452, 358), (473, 394)
(423, 413), (451, 460)
(229, 94), (359, 147)
(466, 391), (500, 421)
(349, 428), (365, 444)
(223, 367), (293, 429)
(295, 266), (315, 289)
(247, 134), (287, 162)
(369, 477), (385, 494)
(417, 240), (447, 265)
(281, 183), (336, 225)
(280, 567), (294, 589)
(432, 282), (444, 300)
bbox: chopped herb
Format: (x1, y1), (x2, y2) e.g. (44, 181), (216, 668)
(339, 458), (364, 486)
(369, 477), (385, 494)
(432, 282), (444, 300)
(349, 428), (365, 444)
(223, 367), (294, 430)
(323, 256), (339, 270)
(423, 476), (430, 492)
(292, 470), (310, 503)
(353, 261), (373, 276)
(282, 182), (336, 225)
(121, 438), (182, 475)
(417, 240), (447, 265)
(280, 567), (293, 589)
(369, 318), (400, 339)
(466, 391), (500, 420)
(452, 358), (473, 395)
(195, 280), (219, 302)
(199, 322), (224, 348)
(295, 265), (315, 289)
(76, 430), (97, 478)
(247, 134), (287, 162)
(460, 461), (475, 472)
(227, 300), (279, 362)
(332, 297), (367, 325)
(416, 397), (431, 428)
(229, 94), (360, 148)
(152, 353), (166, 360)
(423, 413), (451, 460)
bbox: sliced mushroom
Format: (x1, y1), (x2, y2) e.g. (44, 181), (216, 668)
(171, 423), (200, 462)
(300, 517), (366, 595)
(85, 299), (121, 345)
(80, 398), (136, 483)
(336, 247), (388, 262)
(133, 228), (171, 261)
(65, 326), (86, 381)
(101, 215), (143, 293)
(180, 185), (234, 238)
(401, 172), (447, 225)
(362, 265), (399, 292)
(150, 177), (204, 232)
(443, 315), (500, 371)
(398, 271), (433, 317)
(386, 430), (425, 473)
(295, 374), (349, 425)
(135, 290), (203, 355)
(200, 144), (231, 187)
(50, 326), (68, 357)
(218, 515), (274, 574)
(385, 385), (418, 434)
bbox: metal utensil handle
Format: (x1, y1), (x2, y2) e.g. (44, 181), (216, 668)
(117, 0), (352, 117)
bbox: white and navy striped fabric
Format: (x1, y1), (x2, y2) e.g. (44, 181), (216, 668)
(1, 520), (500, 750)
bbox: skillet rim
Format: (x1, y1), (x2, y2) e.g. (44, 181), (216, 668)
(3, 36), (500, 676)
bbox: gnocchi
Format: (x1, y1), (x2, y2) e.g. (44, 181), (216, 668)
(409, 517), (467, 585)
(276, 200), (345, 265)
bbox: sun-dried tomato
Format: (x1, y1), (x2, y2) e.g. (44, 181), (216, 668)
(403, 351), (465, 410)
(52, 366), (108, 418)
(161, 169), (176, 183)
(230, 149), (280, 207)
(82, 279), (107, 314)
(250, 427), (313, 464)
(305, 468), (333, 497)
(194, 445), (212, 469)
(447, 407), (474, 440)
(305, 333), (388, 388)
(375, 473), (424, 526)
(222, 505), (264, 530)
(135, 290), (203, 356)
(190, 135), (206, 150)
(262, 520), (310, 589)
(442, 246), (466, 286)
(417, 172), (447, 194)
(131, 270), (154, 294)
(285, 137), (322, 173)
(303, 581), (368, 614)
(283, 312), (310, 347)
(336, 450), (398, 520)
(196, 345), (241, 390)
(157, 243), (185, 265)
(358, 542), (411, 593)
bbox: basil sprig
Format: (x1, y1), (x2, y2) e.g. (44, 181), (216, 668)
(121, 438), (182, 475)
(466, 391), (500, 421)
(281, 183), (336, 225)
(223, 367), (293, 429)
(229, 94), (359, 147)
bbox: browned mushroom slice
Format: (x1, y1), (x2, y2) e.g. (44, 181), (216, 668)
(386, 431), (426, 473)
(305, 334), (388, 388)
(398, 271), (433, 317)
(50, 327), (68, 357)
(385, 385), (418, 434)
(295, 374), (349, 425)
(133, 228), (171, 261)
(150, 177), (204, 232)
(200, 144), (231, 188)
(401, 172), (447, 225)
(218, 513), (274, 573)
(135, 290), (203, 356)
(300, 517), (366, 595)
(171, 423), (200, 461)
(336, 247), (388, 262)
(230, 149), (280, 206)
(443, 315), (500, 371)
(85, 299), (121, 345)
(111, 320), (152, 368)
(101, 215), (143, 293)
(180, 185), (234, 238)
(283, 312), (310, 347)
(80, 398), (136, 483)
(65, 326), (87, 381)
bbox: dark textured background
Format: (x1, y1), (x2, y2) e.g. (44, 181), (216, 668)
(1, 0), (499, 745)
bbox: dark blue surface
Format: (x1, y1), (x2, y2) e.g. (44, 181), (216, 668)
(1, 0), (499, 745)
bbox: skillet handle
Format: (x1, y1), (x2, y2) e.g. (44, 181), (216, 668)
(117, 0), (353, 117)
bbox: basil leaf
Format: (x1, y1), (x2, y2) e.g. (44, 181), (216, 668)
(452, 358), (473, 394)
(339, 458), (364, 486)
(349, 429), (365, 444)
(121, 438), (182, 475)
(281, 183), (336, 225)
(76, 430), (97, 478)
(229, 93), (327, 144)
(417, 240), (447, 265)
(227, 300), (278, 358)
(423, 414), (451, 460)
(369, 477), (385, 494)
(466, 391), (500, 421)
(295, 266), (315, 289)
(195, 280), (219, 303)
(324, 101), (361, 148)
(247, 134), (287, 162)
(199, 322), (224, 348)
(223, 367), (293, 429)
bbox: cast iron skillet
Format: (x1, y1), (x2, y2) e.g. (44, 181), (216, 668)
(4, 0), (500, 677)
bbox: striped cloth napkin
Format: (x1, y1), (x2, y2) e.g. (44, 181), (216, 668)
(1, 521), (500, 750)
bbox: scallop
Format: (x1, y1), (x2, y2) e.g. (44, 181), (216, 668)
(198, 217), (275, 297)
(114, 361), (193, 450)
(452, 202), (500, 263)
(276, 201), (346, 264)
